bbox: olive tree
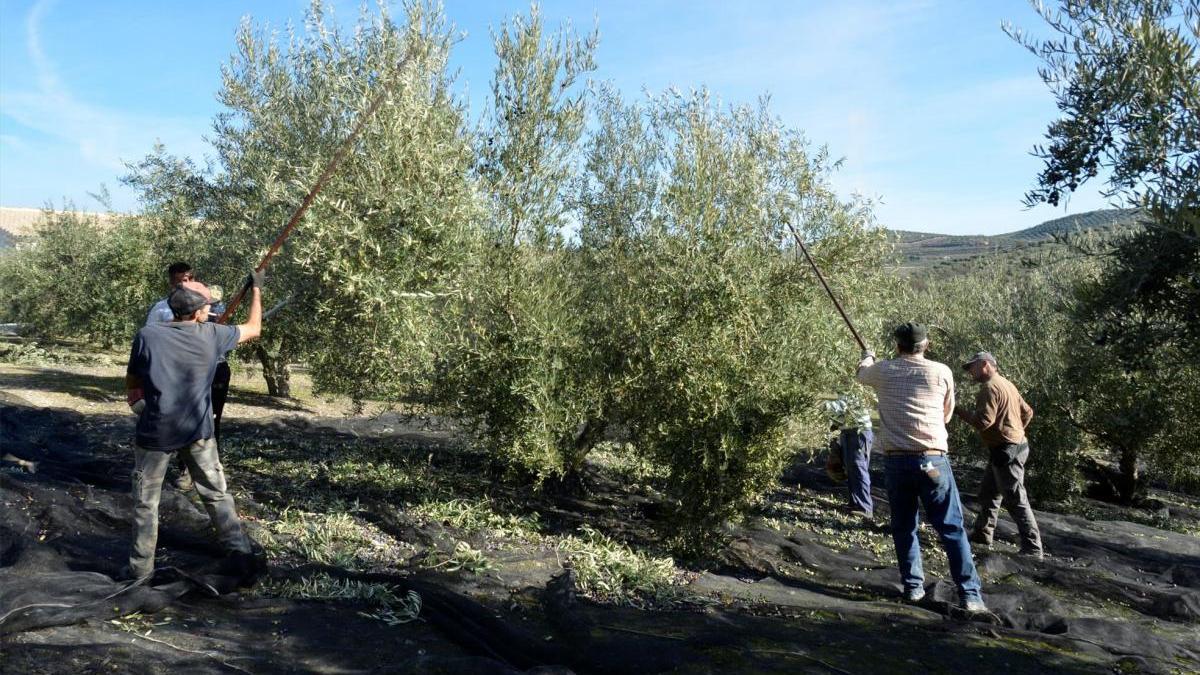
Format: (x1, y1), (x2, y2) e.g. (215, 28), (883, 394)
(1009, 0), (1199, 353)
(0, 207), (161, 347)
(1007, 0), (1200, 498)
(427, 6), (600, 483)
(577, 88), (888, 550)
(476, 3), (597, 247)
(121, 1), (482, 398)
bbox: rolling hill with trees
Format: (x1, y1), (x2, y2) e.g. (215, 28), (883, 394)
(888, 207), (1142, 272)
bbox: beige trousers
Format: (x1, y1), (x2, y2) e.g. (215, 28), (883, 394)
(129, 437), (250, 577)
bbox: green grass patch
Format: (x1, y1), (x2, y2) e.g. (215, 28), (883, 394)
(409, 498), (543, 541)
(422, 540), (494, 575)
(258, 507), (404, 570)
(558, 525), (681, 607)
(255, 572), (401, 602)
(253, 572), (423, 626)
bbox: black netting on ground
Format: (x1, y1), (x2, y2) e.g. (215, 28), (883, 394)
(3, 391), (1199, 674)
(0, 395), (261, 637)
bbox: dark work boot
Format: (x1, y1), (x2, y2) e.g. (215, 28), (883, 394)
(1019, 547), (1045, 561)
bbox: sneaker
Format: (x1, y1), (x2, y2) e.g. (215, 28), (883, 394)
(962, 598), (988, 613)
(843, 507), (874, 522)
(904, 586), (926, 603)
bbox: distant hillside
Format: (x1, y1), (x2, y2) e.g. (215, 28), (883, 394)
(2, 205), (1142, 268)
(0, 207), (116, 249)
(889, 208), (1142, 273)
(0, 208), (47, 247)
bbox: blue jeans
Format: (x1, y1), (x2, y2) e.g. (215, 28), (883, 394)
(884, 454), (982, 602)
(841, 429), (874, 515)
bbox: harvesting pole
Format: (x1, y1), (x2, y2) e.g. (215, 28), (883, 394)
(782, 220), (868, 352)
(220, 53), (413, 324)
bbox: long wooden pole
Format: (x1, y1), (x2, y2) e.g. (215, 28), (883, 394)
(783, 220), (868, 351)
(220, 54), (412, 324)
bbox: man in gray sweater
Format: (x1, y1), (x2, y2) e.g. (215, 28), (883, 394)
(124, 271), (263, 580)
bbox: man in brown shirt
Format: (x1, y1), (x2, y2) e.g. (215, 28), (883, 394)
(955, 351), (1044, 558)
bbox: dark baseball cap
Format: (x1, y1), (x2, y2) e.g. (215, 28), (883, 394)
(962, 351), (997, 370)
(168, 281), (215, 316)
(894, 322), (928, 345)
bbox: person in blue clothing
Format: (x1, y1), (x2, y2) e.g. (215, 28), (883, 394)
(123, 271), (264, 580)
(856, 323), (986, 613)
(824, 391), (875, 518)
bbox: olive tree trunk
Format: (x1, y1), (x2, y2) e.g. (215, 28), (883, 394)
(254, 342), (291, 398)
(1116, 445), (1141, 505)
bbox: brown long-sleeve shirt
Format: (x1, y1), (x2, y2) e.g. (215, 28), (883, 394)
(959, 373), (1033, 449)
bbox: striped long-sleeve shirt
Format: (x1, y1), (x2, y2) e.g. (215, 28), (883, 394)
(855, 353), (954, 454)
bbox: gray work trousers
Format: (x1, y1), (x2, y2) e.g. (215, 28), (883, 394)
(129, 437), (251, 577)
(972, 441), (1043, 553)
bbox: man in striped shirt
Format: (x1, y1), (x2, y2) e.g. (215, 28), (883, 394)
(856, 322), (986, 612)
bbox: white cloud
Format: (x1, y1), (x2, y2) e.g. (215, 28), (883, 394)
(0, 134), (30, 152)
(0, 0), (209, 187)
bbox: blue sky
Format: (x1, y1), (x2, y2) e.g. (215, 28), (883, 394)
(0, 0), (1111, 235)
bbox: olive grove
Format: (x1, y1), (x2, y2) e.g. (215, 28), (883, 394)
(1003, 0), (1200, 500)
(0, 2), (891, 548)
(7, 0), (1195, 551)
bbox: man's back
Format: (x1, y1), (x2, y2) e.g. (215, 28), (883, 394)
(128, 322), (239, 450)
(857, 354), (954, 453)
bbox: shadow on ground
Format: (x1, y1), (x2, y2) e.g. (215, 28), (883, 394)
(0, 367), (127, 403)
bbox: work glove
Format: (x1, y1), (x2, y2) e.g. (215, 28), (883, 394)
(247, 268), (266, 290)
(860, 349), (876, 361)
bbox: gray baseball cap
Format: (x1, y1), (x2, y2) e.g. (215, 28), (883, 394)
(167, 281), (215, 316)
(961, 351), (997, 370)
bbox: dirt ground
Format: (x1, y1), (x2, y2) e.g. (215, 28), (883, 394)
(2, 360), (1198, 674)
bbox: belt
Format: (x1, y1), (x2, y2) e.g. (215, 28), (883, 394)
(885, 449), (946, 457)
